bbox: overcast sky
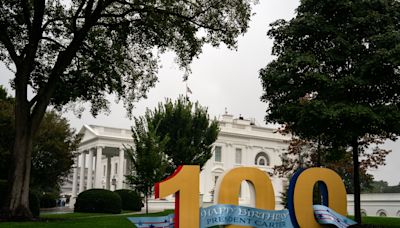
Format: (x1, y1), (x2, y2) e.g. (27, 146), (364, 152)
(1, 0), (399, 185)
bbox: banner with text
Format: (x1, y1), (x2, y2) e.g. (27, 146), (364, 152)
(313, 205), (356, 228)
(200, 204), (293, 228)
(127, 213), (174, 228)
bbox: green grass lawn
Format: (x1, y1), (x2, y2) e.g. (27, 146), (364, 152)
(357, 216), (400, 227)
(1, 212), (400, 227)
(0, 210), (173, 228)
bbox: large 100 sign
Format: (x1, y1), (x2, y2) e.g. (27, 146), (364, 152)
(155, 166), (353, 228)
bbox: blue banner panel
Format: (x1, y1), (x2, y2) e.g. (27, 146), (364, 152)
(127, 213), (174, 228)
(200, 204), (294, 228)
(313, 205), (356, 228)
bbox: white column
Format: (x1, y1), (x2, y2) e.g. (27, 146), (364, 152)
(70, 155), (79, 208)
(71, 156), (79, 197)
(95, 146), (103, 188)
(124, 158), (131, 189)
(87, 149), (94, 189)
(118, 148), (125, 189)
(106, 156), (111, 190)
(79, 152), (86, 193)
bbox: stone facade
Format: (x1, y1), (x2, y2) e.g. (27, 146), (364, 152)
(66, 115), (400, 217)
(68, 113), (290, 209)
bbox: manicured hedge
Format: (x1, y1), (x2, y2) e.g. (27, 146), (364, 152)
(29, 191), (40, 217)
(0, 180), (40, 217)
(40, 192), (57, 208)
(114, 189), (143, 211)
(74, 189), (121, 214)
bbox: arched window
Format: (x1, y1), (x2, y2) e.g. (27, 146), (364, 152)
(377, 209), (387, 217)
(361, 209), (367, 217)
(255, 152), (270, 166)
(212, 168), (224, 185)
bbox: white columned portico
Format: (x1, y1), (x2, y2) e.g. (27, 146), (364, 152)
(79, 152), (86, 193)
(118, 148), (125, 189)
(95, 146), (103, 188)
(87, 149), (94, 189)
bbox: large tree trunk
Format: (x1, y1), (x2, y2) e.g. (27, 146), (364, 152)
(352, 140), (361, 224)
(1, 92), (33, 220)
(1, 70), (35, 220)
(7, 127), (34, 219)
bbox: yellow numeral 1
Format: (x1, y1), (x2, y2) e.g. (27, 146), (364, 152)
(155, 165), (200, 228)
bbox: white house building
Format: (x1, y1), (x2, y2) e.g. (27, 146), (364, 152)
(68, 113), (290, 209)
(66, 113), (400, 217)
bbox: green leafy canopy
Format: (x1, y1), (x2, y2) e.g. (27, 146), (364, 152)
(0, 86), (81, 192)
(145, 96), (220, 174)
(260, 1), (400, 222)
(126, 96), (219, 202)
(0, 0), (257, 116)
(260, 0), (400, 145)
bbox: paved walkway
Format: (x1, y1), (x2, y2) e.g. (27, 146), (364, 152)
(41, 207), (73, 214)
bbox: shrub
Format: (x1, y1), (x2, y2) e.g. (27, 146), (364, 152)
(114, 189), (143, 211)
(40, 192), (58, 208)
(74, 189), (121, 214)
(29, 191), (40, 217)
(0, 180), (40, 218)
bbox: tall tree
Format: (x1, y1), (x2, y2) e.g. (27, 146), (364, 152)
(30, 111), (81, 193)
(260, 0), (400, 223)
(274, 135), (390, 193)
(126, 116), (169, 214)
(0, 0), (256, 219)
(145, 96), (219, 174)
(0, 86), (14, 180)
(0, 86), (81, 193)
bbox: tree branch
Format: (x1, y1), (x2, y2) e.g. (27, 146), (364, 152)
(0, 24), (21, 66)
(42, 17), (73, 31)
(100, 6), (142, 18)
(22, 0), (32, 32)
(30, 0), (109, 134)
(84, 0), (95, 20)
(72, 0), (87, 32)
(42, 36), (67, 49)
(31, 0), (46, 45)
(22, 0), (45, 66)
(150, 7), (224, 32)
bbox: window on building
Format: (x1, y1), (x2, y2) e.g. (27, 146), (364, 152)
(103, 165), (106, 176)
(235, 148), (242, 164)
(255, 152), (270, 166)
(214, 176), (219, 184)
(377, 210), (387, 217)
(361, 210), (367, 217)
(215, 146), (222, 162)
(115, 163), (118, 174)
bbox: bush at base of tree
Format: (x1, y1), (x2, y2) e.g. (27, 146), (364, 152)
(29, 192), (40, 218)
(0, 180), (40, 218)
(40, 192), (58, 208)
(114, 189), (143, 211)
(74, 189), (121, 214)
